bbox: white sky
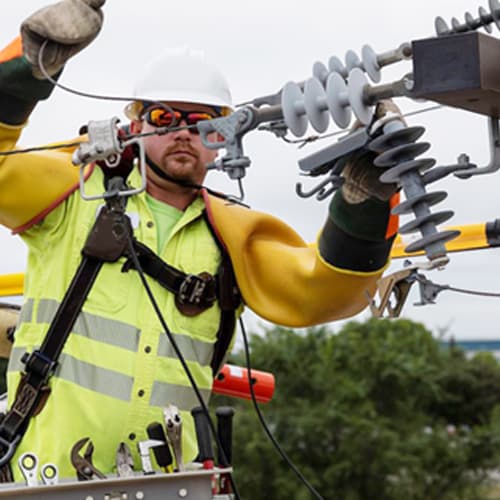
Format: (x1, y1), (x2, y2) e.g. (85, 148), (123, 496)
(1, 0), (499, 340)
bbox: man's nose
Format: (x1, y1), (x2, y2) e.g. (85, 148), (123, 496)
(172, 118), (192, 137)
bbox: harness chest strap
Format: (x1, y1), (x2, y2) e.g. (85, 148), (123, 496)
(122, 239), (218, 317)
(121, 234), (242, 372)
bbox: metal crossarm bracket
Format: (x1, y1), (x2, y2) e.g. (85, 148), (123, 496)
(198, 108), (254, 181)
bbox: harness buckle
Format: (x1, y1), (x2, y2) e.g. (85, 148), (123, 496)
(178, 273), (216, 306)
(21, 350), (57, 380)
(176, 272), (216, 317)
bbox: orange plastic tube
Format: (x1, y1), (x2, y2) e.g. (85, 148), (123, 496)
(212, 364), (275, 403)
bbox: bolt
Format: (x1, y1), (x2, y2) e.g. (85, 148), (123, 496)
(136, 492), (145, 500)
(178, 488), (188, 498)
(403, 76), (414, 91)
(86, 497), (94, 500)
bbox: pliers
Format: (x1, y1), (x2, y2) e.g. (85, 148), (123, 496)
(116, 442), (134, 477)
(70, 437), (106, 481)
(163, 404), (184, 472)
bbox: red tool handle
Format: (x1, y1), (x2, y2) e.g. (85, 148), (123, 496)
(212, 364), (275, 403)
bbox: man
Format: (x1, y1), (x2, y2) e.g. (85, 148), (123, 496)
(0, 0), (400, 480)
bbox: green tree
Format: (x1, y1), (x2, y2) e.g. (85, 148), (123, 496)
(212, 319), (500, 500)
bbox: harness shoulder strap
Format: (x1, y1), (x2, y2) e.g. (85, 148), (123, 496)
(0, 197), (132, 470)
(203, 211), (242, 375)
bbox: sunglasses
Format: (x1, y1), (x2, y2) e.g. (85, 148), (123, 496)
(142, 106), (217, 133)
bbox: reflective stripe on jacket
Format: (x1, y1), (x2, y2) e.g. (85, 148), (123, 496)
(7, 166), (225, 479)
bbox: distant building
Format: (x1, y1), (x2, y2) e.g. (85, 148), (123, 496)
(442, 339), (500, 360)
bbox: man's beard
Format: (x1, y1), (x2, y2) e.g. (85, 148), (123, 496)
(146, 153), (203, 189)
(162, 144), (201, 180)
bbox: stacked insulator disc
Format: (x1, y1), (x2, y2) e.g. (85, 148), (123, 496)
(435, 0), (500, 35)
(368, 125), (460, 260)
(281, 68), (381, 136)
(312, 43), (412, 86)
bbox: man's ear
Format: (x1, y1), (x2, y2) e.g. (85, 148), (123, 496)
(129, 119), (143, 134)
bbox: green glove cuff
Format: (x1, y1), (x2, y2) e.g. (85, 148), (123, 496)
(318, 191), (395, 272)
(0, 55), (60, 124)
(329, 190), (392, 241)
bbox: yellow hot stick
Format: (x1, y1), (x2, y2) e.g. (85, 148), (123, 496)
(392, 223), (491, 259)
(0, 273), (23, 297)
(0, 224), (496, 297)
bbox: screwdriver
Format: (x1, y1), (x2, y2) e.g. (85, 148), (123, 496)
(146, 422), (174, 473)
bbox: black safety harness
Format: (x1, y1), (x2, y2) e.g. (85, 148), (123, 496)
(0, 174), (241, 476)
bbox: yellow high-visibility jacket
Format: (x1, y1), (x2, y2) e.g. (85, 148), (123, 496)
(0, 120), (392, 480)
(0, 37), (396, 480)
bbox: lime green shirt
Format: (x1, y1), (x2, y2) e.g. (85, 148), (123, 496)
(145, 194), (183, 252)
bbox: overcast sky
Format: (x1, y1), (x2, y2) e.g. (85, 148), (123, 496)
(1, 0), (499, 340)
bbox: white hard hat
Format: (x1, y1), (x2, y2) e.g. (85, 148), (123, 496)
(125, 47), (232, 119)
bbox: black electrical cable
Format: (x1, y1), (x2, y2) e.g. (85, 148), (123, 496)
(0, 103), (444, 158)
(0, 141), (84, 156)
(124, 232), (241, 500)
(0, 39), (446, 159)
(277, 104), (445, 148)
(37, 40), (173, 105)
(446, 285), (500, 298)
(238, 317), (325, 500)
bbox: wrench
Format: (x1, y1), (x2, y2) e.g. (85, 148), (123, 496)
(40, 463), (59, 485)
(18, 452), (38, 487)
(18, 452), (59, 486)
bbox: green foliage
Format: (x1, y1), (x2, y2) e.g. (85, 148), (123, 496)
(211, 319), (500, 500)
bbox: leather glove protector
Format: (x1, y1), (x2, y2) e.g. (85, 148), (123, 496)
(318, 100), (403, 271)
(341, 100), (405, 204)
(21, 0), (105, 79)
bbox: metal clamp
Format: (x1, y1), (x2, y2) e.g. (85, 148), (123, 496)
(197, 106), (283, 200)
(454, 116), (500, 179)
(368, 258), (449, 318)
(367, 267), (418, 318)
(72, 117), (147, 201)
(72, 118), (123, 167)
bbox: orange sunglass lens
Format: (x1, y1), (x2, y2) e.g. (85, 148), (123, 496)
(187, 113), (213, 123)
(147, 109), (177, 126)
(145, 109), (215, 128)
